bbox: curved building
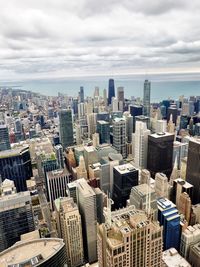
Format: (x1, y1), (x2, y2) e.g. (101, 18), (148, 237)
(0, 238), (67, 267)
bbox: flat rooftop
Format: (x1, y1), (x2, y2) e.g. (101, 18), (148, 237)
(0, 146), (29, 158)
(0, 238), (65, 267)
(150, 132), (174, 139)
(114, 163), (137, 174)
(162, 248), (191, 267)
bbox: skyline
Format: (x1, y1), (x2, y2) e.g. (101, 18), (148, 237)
(1, 0), (200, 81)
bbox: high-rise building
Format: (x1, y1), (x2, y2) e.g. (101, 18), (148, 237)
(186, 139), (200, 204)
(0, 179), (35, 252)
(92, 133), (100, 147)
(103, 88), (107, 107)
(97, 120), (110, 144)
(87, 113), (97, 138)
(0, 146), (33, 192)
(188, 241), (200, 267)
(124, 113), (133, 142)
(77, 178), (97, 263)
(143, 80), (151, 117)
(79, 86), (84, 103)
(0, 238), (68, 267)
(76, 155), (88, 180)
(157, 198), (180, 250)
(129, 105), (143, 132)
(54, 197), (84, 267)
(97, 205), (163, 267)
(113, 118), (126, 158)
(54, 144), (64, 169)
(117, 87), (124, 111)
(113, 163), (138, 209)
(112, 97), (118, 112)
(147, 132), (174, 178)
(129, 183), (158, 220)
(155, 173), (169, 198)
(108, 79), (115, 105)
(0, 125), (10, 151)
(59, 109), (73, 149)
(132, 121), (150, 169)
(46, 169), (70, 209)
(162, 248), (191, 267)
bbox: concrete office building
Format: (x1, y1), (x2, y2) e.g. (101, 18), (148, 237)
(55, 197), (84, 267)
(87, 113), (97, 138)
(0, 238), (67, 267)
(155, 173), (169, 198)
(0, 179), (35, 252)
(77, 178), (97, 263)
(46, 169), (70, 210)
(112, 118), (126, 158)
(132, 121), (150, 169)
(188, 241), (200, 267)
(129, 183), (158, 220)
(162, 248), (191, 267)
(54, 144), (64, 169)
(59, 109), (73, 149)
(97, 205), (163, 267)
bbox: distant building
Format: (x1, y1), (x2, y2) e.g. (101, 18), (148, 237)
(108, 79), (115, 105)
(113, 118), (126, 158)
(59, 109), (73, 149)
(79, 86), (84, 103)
(143, 80), (151, 117)
(0, 125), (10, 151)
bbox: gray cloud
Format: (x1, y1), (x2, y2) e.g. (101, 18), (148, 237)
(0, 0), (200, 81)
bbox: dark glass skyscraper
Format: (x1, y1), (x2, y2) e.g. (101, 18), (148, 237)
(147, 132), (174, 178)
(143, 80), (151, 117)
(0, 146), (33, 192)
(108, 79), (115, 105)
(129, 105), (143, 132)
(79, 86), (84, 103)
(59, 109), (73, 149)
(186, 139), (200, 204)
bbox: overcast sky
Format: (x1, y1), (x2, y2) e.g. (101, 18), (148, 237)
(1, 0), (200, 81)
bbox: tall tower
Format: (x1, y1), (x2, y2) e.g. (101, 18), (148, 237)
(186, 139), (200, 204)
(77, 178), (97, 263)
(87, 113), (97, 138)
(59, 109), (73, 149)
(97, 206), (163, 267)
(79, 86), (84, 103)
(143, 80), (151, 117)
(132, 121), (150, 169)
(117, 87), (124, 111)
(147, 132), (174, 178)
(108, 79), (115, 105)
(0, 179), (35, 252)
(113, 118), (126, 158)
(54, 197), (84, 267)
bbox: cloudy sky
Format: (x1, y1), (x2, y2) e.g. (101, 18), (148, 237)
(1, 0), (200, 81)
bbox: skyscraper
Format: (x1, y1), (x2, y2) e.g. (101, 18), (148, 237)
(129, 105), (143, 132)
(113, 118), (126, 158)
(132, 121), (150, 169)
(0, 146), (33, 192)
(147, 132), (174, 178)
(77, 178), (97, 263)
(0, 125), (10, 151)
(143, 79), (151, 117)
(55, 197), (84, 267)
(186, 139), (200, 204)
(98, 205), (163, 267)
(0, 179), (35, 252)
(97, 120), (110, 144)
(108, 79), (115, 105)
(87, 113), (97, 138)
(59, 109), (73, 149)
(79, 86), (84, 103)
(113, 163), (138, 209)
(117, 87), (124, 111)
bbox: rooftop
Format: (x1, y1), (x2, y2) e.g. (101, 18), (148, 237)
(0, 238), (65, 267)
(0, 146), (29, 158)
(114, 163), (137, 174)
(162, 248), (191, 267)
(150, 132), (174, 139)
